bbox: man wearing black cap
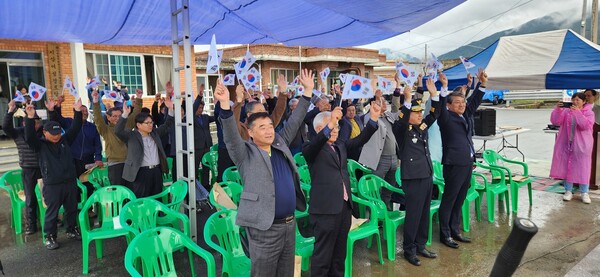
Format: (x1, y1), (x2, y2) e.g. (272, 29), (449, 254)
(2, 100), (43, 235)
(392, 80), (441, 266)
(24, 98), (83, 250)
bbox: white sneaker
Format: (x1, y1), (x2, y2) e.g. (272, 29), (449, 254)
(582, 193), (591, 204)
(563, 191), (573, 201)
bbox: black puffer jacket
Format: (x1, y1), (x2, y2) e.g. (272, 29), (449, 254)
(2, 111), (41, 169)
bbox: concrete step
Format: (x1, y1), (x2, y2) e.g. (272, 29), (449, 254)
(0, 163), (20, 175)
(0, 156), (19, 166)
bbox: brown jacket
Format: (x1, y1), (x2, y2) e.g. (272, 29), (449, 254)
(233, 93), (288, 140)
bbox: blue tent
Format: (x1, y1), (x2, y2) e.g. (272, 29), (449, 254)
(0, 0), (463, 47)
(443, 29), (600, 90)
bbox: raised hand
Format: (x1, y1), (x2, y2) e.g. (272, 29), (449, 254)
(439, 72), (448, 88)
(199, 83), (205, 97)
(166, 81), (174, 96)
(56, 94), (65, 107)
(369, 101), (382, 121)
(45, 97), (57, 111)
(101, 77), (107, 85)
(73, 98), (82, 112)
(25, 104), (36, 118)
(213, 78), (230, 109)
(8, 100), (16, 113)
(92, 89), (99, 103)
(123, 104), (131, 117)
(276, 74), (287, 94)
(425, 79), (438, 97)
(154, 91), (161, 102)
(235, 84), (245, 103)
(135, 88), (143, 98)
(417, 73), (423, 87)
(477, 68), (487, 86)
(328, 106), (343, 129)
(467, 73), (473, 87)
(403, 85), (413, 102)
(299, 68), (315, 96)
(164, 93), (174, 110)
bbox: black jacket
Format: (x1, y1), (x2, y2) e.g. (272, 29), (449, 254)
(393, 97), (442, 180)
(3, 111), (41, 169)
(303, 120), (377, 215)
(438, 85), (485, 166)
(25, 111), (83, 185)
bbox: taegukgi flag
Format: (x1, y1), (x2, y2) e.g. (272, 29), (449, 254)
(377, 76), (393, 95)
(320, 67), (330, 85)
(28, 82), (47, 102)
(63, 75), (79, 98)
(222, 74), (236, 86)
(86, 75), (101, 90)
(241, 67), (261, 90)
(13, 88), (25, 103)
(234, 50), (256, 81)
(341, 74), (373, 100)
(459, 56), (475, 70)
(103, 90), (123, 102)
(206, 34), (221, 74)
(396, 63), (418, 86)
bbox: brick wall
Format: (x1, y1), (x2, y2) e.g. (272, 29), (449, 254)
(0, 39), (198, 117)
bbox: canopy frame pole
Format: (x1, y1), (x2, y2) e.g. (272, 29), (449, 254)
(170, 0), (198, 242)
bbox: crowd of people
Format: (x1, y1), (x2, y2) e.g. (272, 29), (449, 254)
(10, 65), (597, 275)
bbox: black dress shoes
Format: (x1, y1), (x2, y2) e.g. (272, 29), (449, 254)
(404, 253), (421, 266)
(417, 248), (438, 258)
(441, 237), (459, 248)
(452, 233), (472, 243)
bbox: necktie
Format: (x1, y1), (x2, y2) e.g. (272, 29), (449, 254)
(329, 144), (348, 201)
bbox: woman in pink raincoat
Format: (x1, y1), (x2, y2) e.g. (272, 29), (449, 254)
(550, 92), (595, 203)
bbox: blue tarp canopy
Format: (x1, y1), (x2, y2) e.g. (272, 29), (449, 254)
(0, 0), (463, 47)
(444, 29), (600, 90)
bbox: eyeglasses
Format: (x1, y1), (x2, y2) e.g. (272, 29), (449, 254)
(141, 121), (153, 125)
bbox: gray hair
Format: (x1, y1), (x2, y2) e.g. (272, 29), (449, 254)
(245, 101), (263, 114)
(288, 98), (299, 106)
(313, 111), (331, 130)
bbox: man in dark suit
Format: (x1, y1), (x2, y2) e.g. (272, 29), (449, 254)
(115, 91), (174, 198)
(303, 101), (380, 276)
(437, 70), (487, 248)
(393, 80), (441, 266)
(192, 96), (215, 188)
(217, 70), (313, 276)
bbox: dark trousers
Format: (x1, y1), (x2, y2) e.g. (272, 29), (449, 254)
(402, 177), (432, 256)
(217, 147), (234, 182)
(196, 147), (210, 189)
(132, 167), (164, 198)
(373, 155), (398, 210)
(73, 158), (95, 199)
(245, 219), (296, 277)
(43, 181), (78, 237)
(21, 167), (41, 225)
(310, 202), (352, 277)
(108, 163), (132, 191)
(439, 164), (472, 239)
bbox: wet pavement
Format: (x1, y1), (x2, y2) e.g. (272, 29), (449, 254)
(1, 108), (600, 276)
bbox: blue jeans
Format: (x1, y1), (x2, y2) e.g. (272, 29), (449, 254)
(565, 182), (589, 193)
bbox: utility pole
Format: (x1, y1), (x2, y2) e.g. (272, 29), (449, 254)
(424, 44), (428, 73)
(592, 0), (598, 43)
(582, 0), (588, 38)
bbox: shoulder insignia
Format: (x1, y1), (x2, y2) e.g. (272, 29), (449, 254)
(430, 107), (435, 113)
(419, 123), (428, 130)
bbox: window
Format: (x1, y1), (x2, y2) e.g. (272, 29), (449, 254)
(270, 68), (299, 93)
(85, 52), (145, 93)
(364, 71), (370, 79)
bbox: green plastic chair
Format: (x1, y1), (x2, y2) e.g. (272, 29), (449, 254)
(432, 160), (445, 195)
(295, 225), (314, 272)
(208, 181), (243, 211)
(79, 185), (136, 274)
(147, 180), (188, 213)
(0, 170), (26, 234)
(210, 144), (219, 153)
(347, 159), (372, 194)
(474, 161), (510, 223)
(125, 227), (216, 277)
(482, 149), (532, 214)
(35, 180), (88, 240)
(222, 166), (243, 186)
(293, 152), (307, 167)
(162, 157), (174, 183)
(462, 171), (486, 232)
(358, 174), (406, 261)
(202, 151), (219, 185)
(120, 199), (197, 276)
(204, 210), (250, 277)
(88, 166), (112, 189)
(345, 195), (384, 277)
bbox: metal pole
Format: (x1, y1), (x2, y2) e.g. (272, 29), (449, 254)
(298, 46), (302, 72)
(583, 0), (589, 38)
(592, 0), (598, 43)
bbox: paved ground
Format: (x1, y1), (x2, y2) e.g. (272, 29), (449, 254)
(1, 108), (599, 276)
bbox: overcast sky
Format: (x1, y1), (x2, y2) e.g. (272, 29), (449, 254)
(359, 0), (589, 57)
(196, 0), (590, 57)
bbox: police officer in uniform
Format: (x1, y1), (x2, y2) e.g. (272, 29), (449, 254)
(393, 79), (442, 266)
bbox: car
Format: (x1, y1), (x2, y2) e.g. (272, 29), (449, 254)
(481, 89), (507, 105)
